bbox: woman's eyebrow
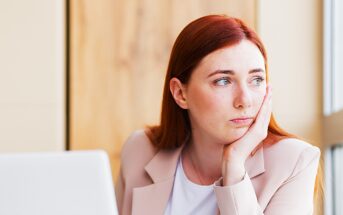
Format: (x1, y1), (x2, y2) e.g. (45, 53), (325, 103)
(249, 68), (265, 74)
(207, 68), (265, 78)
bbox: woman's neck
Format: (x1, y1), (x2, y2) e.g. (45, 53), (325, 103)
(182, 130), (224, 184)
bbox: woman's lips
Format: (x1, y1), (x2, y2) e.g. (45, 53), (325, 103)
(229, 117), (254, 126)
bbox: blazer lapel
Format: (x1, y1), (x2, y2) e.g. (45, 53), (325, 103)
(132, 145), (184, 215)
(131, 143), (265, 215)
(245, 146), (265, 178)
(132, 179), (174, 215)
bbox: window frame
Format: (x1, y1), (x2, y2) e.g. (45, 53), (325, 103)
(324, 0), (343, 214)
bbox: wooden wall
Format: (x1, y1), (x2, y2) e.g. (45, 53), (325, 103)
(70, 0), (256, 180)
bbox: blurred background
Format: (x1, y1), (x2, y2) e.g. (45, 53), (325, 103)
(1, 0), (342, 214)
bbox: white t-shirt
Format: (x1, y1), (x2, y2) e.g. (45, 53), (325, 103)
(164, 157), (218, 215)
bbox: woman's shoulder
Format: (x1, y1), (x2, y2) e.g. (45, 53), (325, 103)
(119, 129), (158, 171)
(266, 137), (320, 158)
(263, 137), (320, 177)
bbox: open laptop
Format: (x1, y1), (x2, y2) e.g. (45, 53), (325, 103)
(0, 150), (118, 215)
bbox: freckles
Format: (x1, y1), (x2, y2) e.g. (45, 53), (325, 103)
(218, 93), (232, 105)
(209, 94), (233, 113)
(188, 87), (215, 111)
(254, 89), (266, 99)
(196, 91), (228, 113)
(201, 94), (220, 110)
(252, 92), (265, 108)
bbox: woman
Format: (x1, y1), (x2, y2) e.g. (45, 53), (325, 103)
(116, 15), (321, 215)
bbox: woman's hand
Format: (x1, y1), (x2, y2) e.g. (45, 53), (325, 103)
(222, 85), (272, 186)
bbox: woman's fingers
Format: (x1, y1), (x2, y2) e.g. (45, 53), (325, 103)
(256, 85), (272, 125)
(262, 86), (272, 128)
(243, 85), (272, 152)
(250, 85), (272, 132)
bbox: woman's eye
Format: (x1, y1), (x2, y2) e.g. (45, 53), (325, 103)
(214, 78), (230, 86)
(252, 77), (265, 86)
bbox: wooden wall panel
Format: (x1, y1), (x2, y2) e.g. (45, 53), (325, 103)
(70, 0), (256, 181)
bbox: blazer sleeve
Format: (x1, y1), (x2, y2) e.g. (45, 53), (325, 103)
(213, 146), (320, 215)
(115, 133), (131, 215)
(115, 166), (125, 214)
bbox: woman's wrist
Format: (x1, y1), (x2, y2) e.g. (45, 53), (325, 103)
(222, 160), (246, 186)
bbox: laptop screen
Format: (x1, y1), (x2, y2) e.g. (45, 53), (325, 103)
(0, 150), (118, 215)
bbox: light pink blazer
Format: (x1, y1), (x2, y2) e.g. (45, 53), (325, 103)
(115, 130), (320, 215)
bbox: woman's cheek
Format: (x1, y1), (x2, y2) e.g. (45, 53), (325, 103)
(252, 91), (265, 112)
(188, 89), (218, 114)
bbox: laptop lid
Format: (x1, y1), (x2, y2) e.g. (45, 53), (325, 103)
(0, 150), (118, 215)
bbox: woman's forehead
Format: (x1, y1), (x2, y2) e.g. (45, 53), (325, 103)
(195, 40), (265, 76)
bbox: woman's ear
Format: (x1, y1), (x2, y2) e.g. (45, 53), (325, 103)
(169, 77), (188, 109)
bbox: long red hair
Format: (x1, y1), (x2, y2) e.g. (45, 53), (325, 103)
(146, 14), (322, 201)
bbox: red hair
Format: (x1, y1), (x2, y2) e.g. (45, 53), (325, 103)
(145, 14), (322, 200)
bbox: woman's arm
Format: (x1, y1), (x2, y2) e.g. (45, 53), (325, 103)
(115, 167), (125, 214)
(214, 145), (320, 215)
(222, 85), (272, 186)
(263, 146), (320, 214)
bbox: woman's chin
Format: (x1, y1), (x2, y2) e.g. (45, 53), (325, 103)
(223, 128), (249, 143)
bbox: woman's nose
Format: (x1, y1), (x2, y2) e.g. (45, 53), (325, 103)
(233, 86), (252, 109)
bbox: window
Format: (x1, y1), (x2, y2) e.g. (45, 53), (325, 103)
(324, 0), (343, 115)
(324, 0), (343, 214)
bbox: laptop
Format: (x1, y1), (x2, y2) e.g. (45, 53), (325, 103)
(0, 150), (118, 215)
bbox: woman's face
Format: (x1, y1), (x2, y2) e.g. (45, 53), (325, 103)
(183, 40), (267, 144)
